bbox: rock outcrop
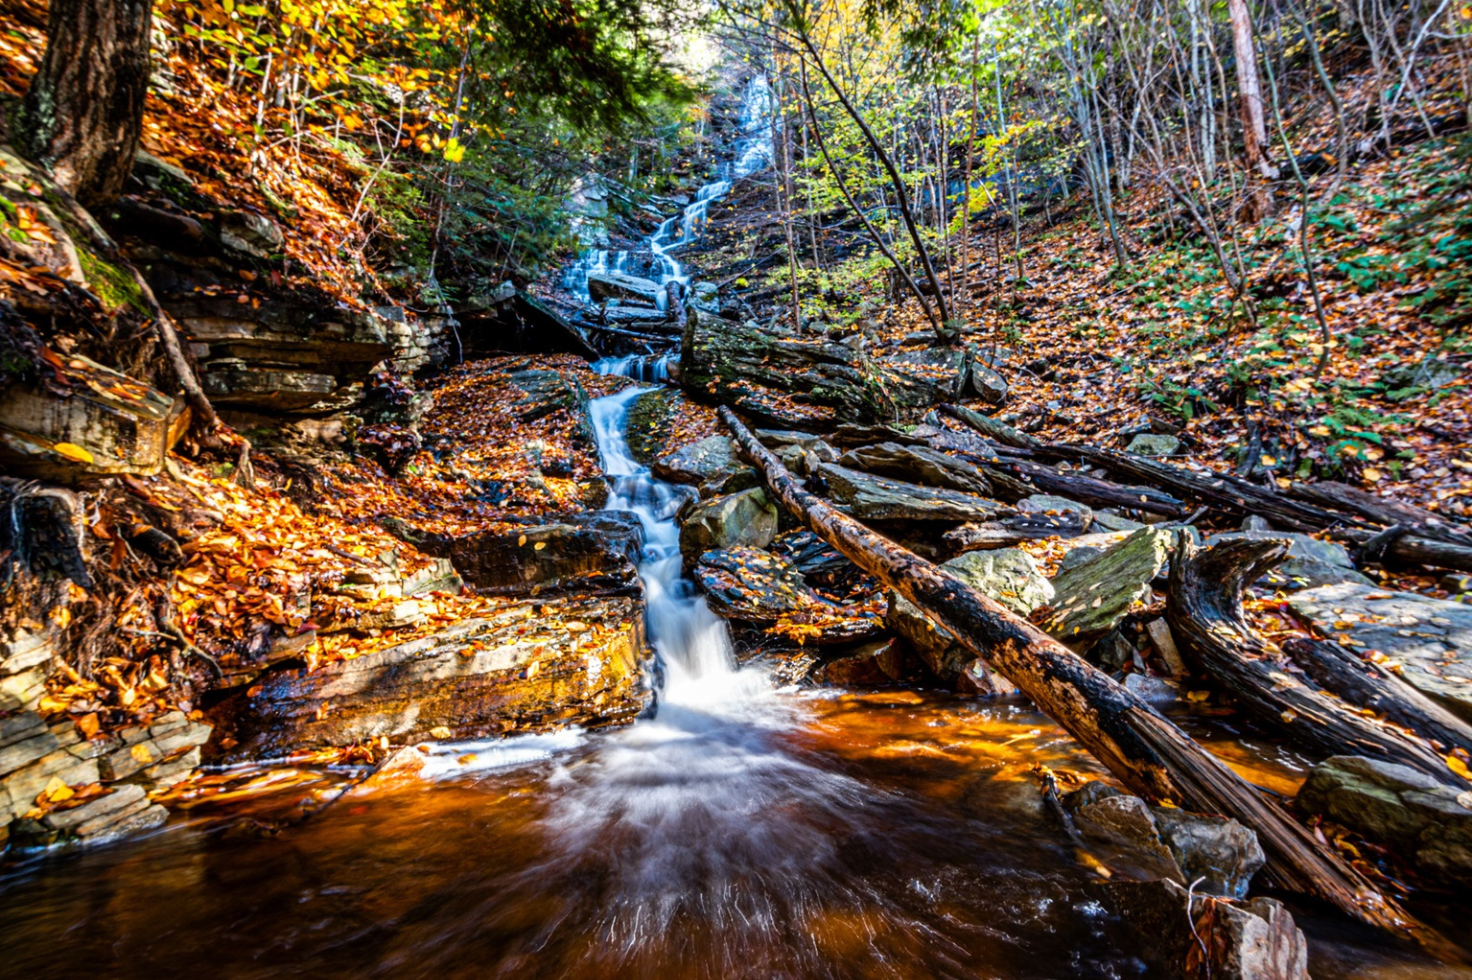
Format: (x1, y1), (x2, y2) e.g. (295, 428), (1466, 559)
(1295, 754), (1472, 888)
(219, 595), (651, 762)
(1287, 584), (1472, 721)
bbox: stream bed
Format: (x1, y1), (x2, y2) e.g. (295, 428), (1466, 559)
(0, 381), (1466, 980)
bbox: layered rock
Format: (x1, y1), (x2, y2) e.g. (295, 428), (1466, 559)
(0, 354), (183, 482)
(817, 463), (1008, 523)
(220, 595), (651, 761)
(1295, 755), (1472, 888)
(1287, 584), (1472, 720)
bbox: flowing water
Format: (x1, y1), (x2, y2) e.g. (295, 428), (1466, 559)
(562, 75), (775, 305)
(0, 371), (1463, 979)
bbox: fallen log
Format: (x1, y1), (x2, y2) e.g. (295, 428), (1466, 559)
(1279, 636), (1472, 756)
(1054, 446), (1351, 532)
(975, 454), (1188, 517)
(939, 402), (1041, 451)
(720, 405), (1442, 952)
(943, 513), (1090, 552)
(1331, 525), (1472, 575)
(1166, 536), (1458, 781)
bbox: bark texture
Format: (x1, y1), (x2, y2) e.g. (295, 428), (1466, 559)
(20, 0), (153, 205)
(720, 405), (1442, 949)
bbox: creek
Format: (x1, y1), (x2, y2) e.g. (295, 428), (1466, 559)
(0, 365), (1452, 980)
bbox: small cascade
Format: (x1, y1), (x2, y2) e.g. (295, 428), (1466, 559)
(592, 354), (670, 382)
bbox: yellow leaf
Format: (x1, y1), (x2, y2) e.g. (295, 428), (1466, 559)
(1362, 467), (1383, 483)
(130, 742), (155, 764)
(534, 542), (546, 551)
(41, 776), (74, 804)
(1449, 755), (1471, 780)
(49, 606), (72, 629)
(518, 535), (527, 546)
(429, 726), (452, 739)
(52, 442), (94, 464)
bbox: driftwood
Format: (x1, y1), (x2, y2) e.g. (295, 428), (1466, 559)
(1280, 635), (1472, 756)
(1166, 536), (1458, 780)
(1331, 525), (1472, 575)
(975, 453), (1188, 517)
(721, 405), (1439, 949)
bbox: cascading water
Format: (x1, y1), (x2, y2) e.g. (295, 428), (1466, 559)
(566, 75), (776, 300)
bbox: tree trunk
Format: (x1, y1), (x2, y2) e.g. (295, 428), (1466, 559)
(720, 405), (1444, 950)
(20, 0), (153, 205)
(1166, 536), (1459, 779)
(1227, 0), (1275, 219)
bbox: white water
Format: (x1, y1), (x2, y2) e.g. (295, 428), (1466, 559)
(563, 76), (775, 303)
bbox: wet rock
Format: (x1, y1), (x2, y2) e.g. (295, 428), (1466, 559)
(0, 354), (182, 481)
(588, 270), (663, 305)
(95, 714), (213, 784)
(1295, 754), (1472, 888)
(1206, 530), (1371, 590)
(652, 435), (738, 485)
(418, 512), (642, 597)
(889, 548), (1050, 683)
(1106, 878), (1310, 980)
(837, 442), (993, 496)
(1, 741), (101, 827)
(1072, 793), (1186, 882)
(817, 463), (1007, 523)
(1037, 527), (1173, 645)
(1019, 494), (1094, 529)
(219, 595), (651, 762)
(771, 530), (860, 590)
(812, 639), (907, 686)
(1126, 433), (1182, 456)
(1152, 806), (1265, 899)
(679, 487), (779, 559)
(1287, 584), (1472, 720)
(695, 547), (882, 644)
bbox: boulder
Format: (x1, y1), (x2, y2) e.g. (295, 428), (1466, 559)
(652, 435), (738, 486)
(1106, 878), (1310, 980)
(588, 270), (663, 305)
(695, 547), (882, 644)
(1152, 806), (1265, 898)
(679, 487), (779, 558)
(966, 355), (1009, 404)
(879, 348), (969, 410)
(1287, 584), (1472, 721)
(0, 354), (182, 481)
(1295, 755), (1472, 888)
(837, 442), (993, 496)
(1037, 527), (1174, 645)
(416, 512), (643, 596)
(1206, 530), (1372, 590)
(680, 309), (897, 424)
(1018, 494), (1094, 529)
(817, 463), (1008, 523)
(219, 595), (651, 762)
(1126, 433), (1182, 456)
(888, 548), (1051, 682)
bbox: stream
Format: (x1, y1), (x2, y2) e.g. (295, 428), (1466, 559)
(0, 368), (1456, 980)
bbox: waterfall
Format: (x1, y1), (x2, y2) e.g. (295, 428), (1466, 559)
(586, 377), (767, 703)
(564, 75), (775, 301)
